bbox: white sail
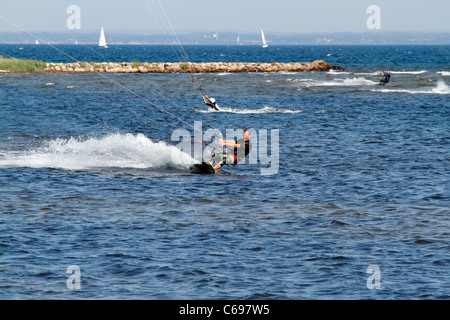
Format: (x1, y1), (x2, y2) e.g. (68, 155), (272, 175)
(35, 39), (39, 45)
(261, 30), (268, 48)
(99, 27), (108, 48)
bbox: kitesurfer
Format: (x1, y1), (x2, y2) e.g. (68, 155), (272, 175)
(211, 129), (252, 171)
(379, 70), (391, 86)
(202, 94), (220, 111)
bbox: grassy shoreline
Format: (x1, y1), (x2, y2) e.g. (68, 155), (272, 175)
(0, 57), (46, 72)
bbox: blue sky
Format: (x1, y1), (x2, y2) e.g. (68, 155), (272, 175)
(0, 0), (449, 33)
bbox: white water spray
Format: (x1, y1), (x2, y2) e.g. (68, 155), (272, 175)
(0, 133), (196, 170)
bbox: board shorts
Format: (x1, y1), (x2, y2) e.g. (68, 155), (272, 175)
(218, 153), (237, 166)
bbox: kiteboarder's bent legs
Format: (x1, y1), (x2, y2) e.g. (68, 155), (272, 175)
(212, 153), (237, 169)
(211, 129), (252, 171)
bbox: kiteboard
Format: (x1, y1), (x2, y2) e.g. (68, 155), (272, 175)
(190, 161), (215, 174)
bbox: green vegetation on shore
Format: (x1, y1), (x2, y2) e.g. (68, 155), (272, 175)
(0, 57), (46, 72)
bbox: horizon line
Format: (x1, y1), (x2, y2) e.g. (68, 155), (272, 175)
(1, 30), (449, 35)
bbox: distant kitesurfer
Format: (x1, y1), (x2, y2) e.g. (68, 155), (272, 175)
(202, 94), (220, 111)
(211, 129), (252, 171)
(379, 70), (391, 86)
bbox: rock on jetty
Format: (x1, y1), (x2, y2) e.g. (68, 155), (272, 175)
(44, 60), (343, 74)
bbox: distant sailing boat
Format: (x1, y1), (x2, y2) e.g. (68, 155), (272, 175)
(99, 27), (108, 48)
(35, 39), (39, 45)
(261, 30), (268, 48)
(237, 35), (244, 46)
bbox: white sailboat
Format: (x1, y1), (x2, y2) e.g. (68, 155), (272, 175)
(261, 29), (268, 48)
(35, 39), (39, 45)
(99, 27), (108, 48)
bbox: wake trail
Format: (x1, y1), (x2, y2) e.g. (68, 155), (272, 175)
(371, 80), (450, 95)
(0, 133), (197, 171)
(193, 106), (303, 114)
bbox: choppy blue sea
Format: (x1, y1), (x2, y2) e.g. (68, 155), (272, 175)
(0, 45), (449, 299)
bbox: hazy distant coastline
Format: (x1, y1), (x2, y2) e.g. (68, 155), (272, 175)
(1, 31), (449, 45)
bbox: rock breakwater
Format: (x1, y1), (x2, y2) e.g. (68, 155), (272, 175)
(42, 60), (343, 74)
